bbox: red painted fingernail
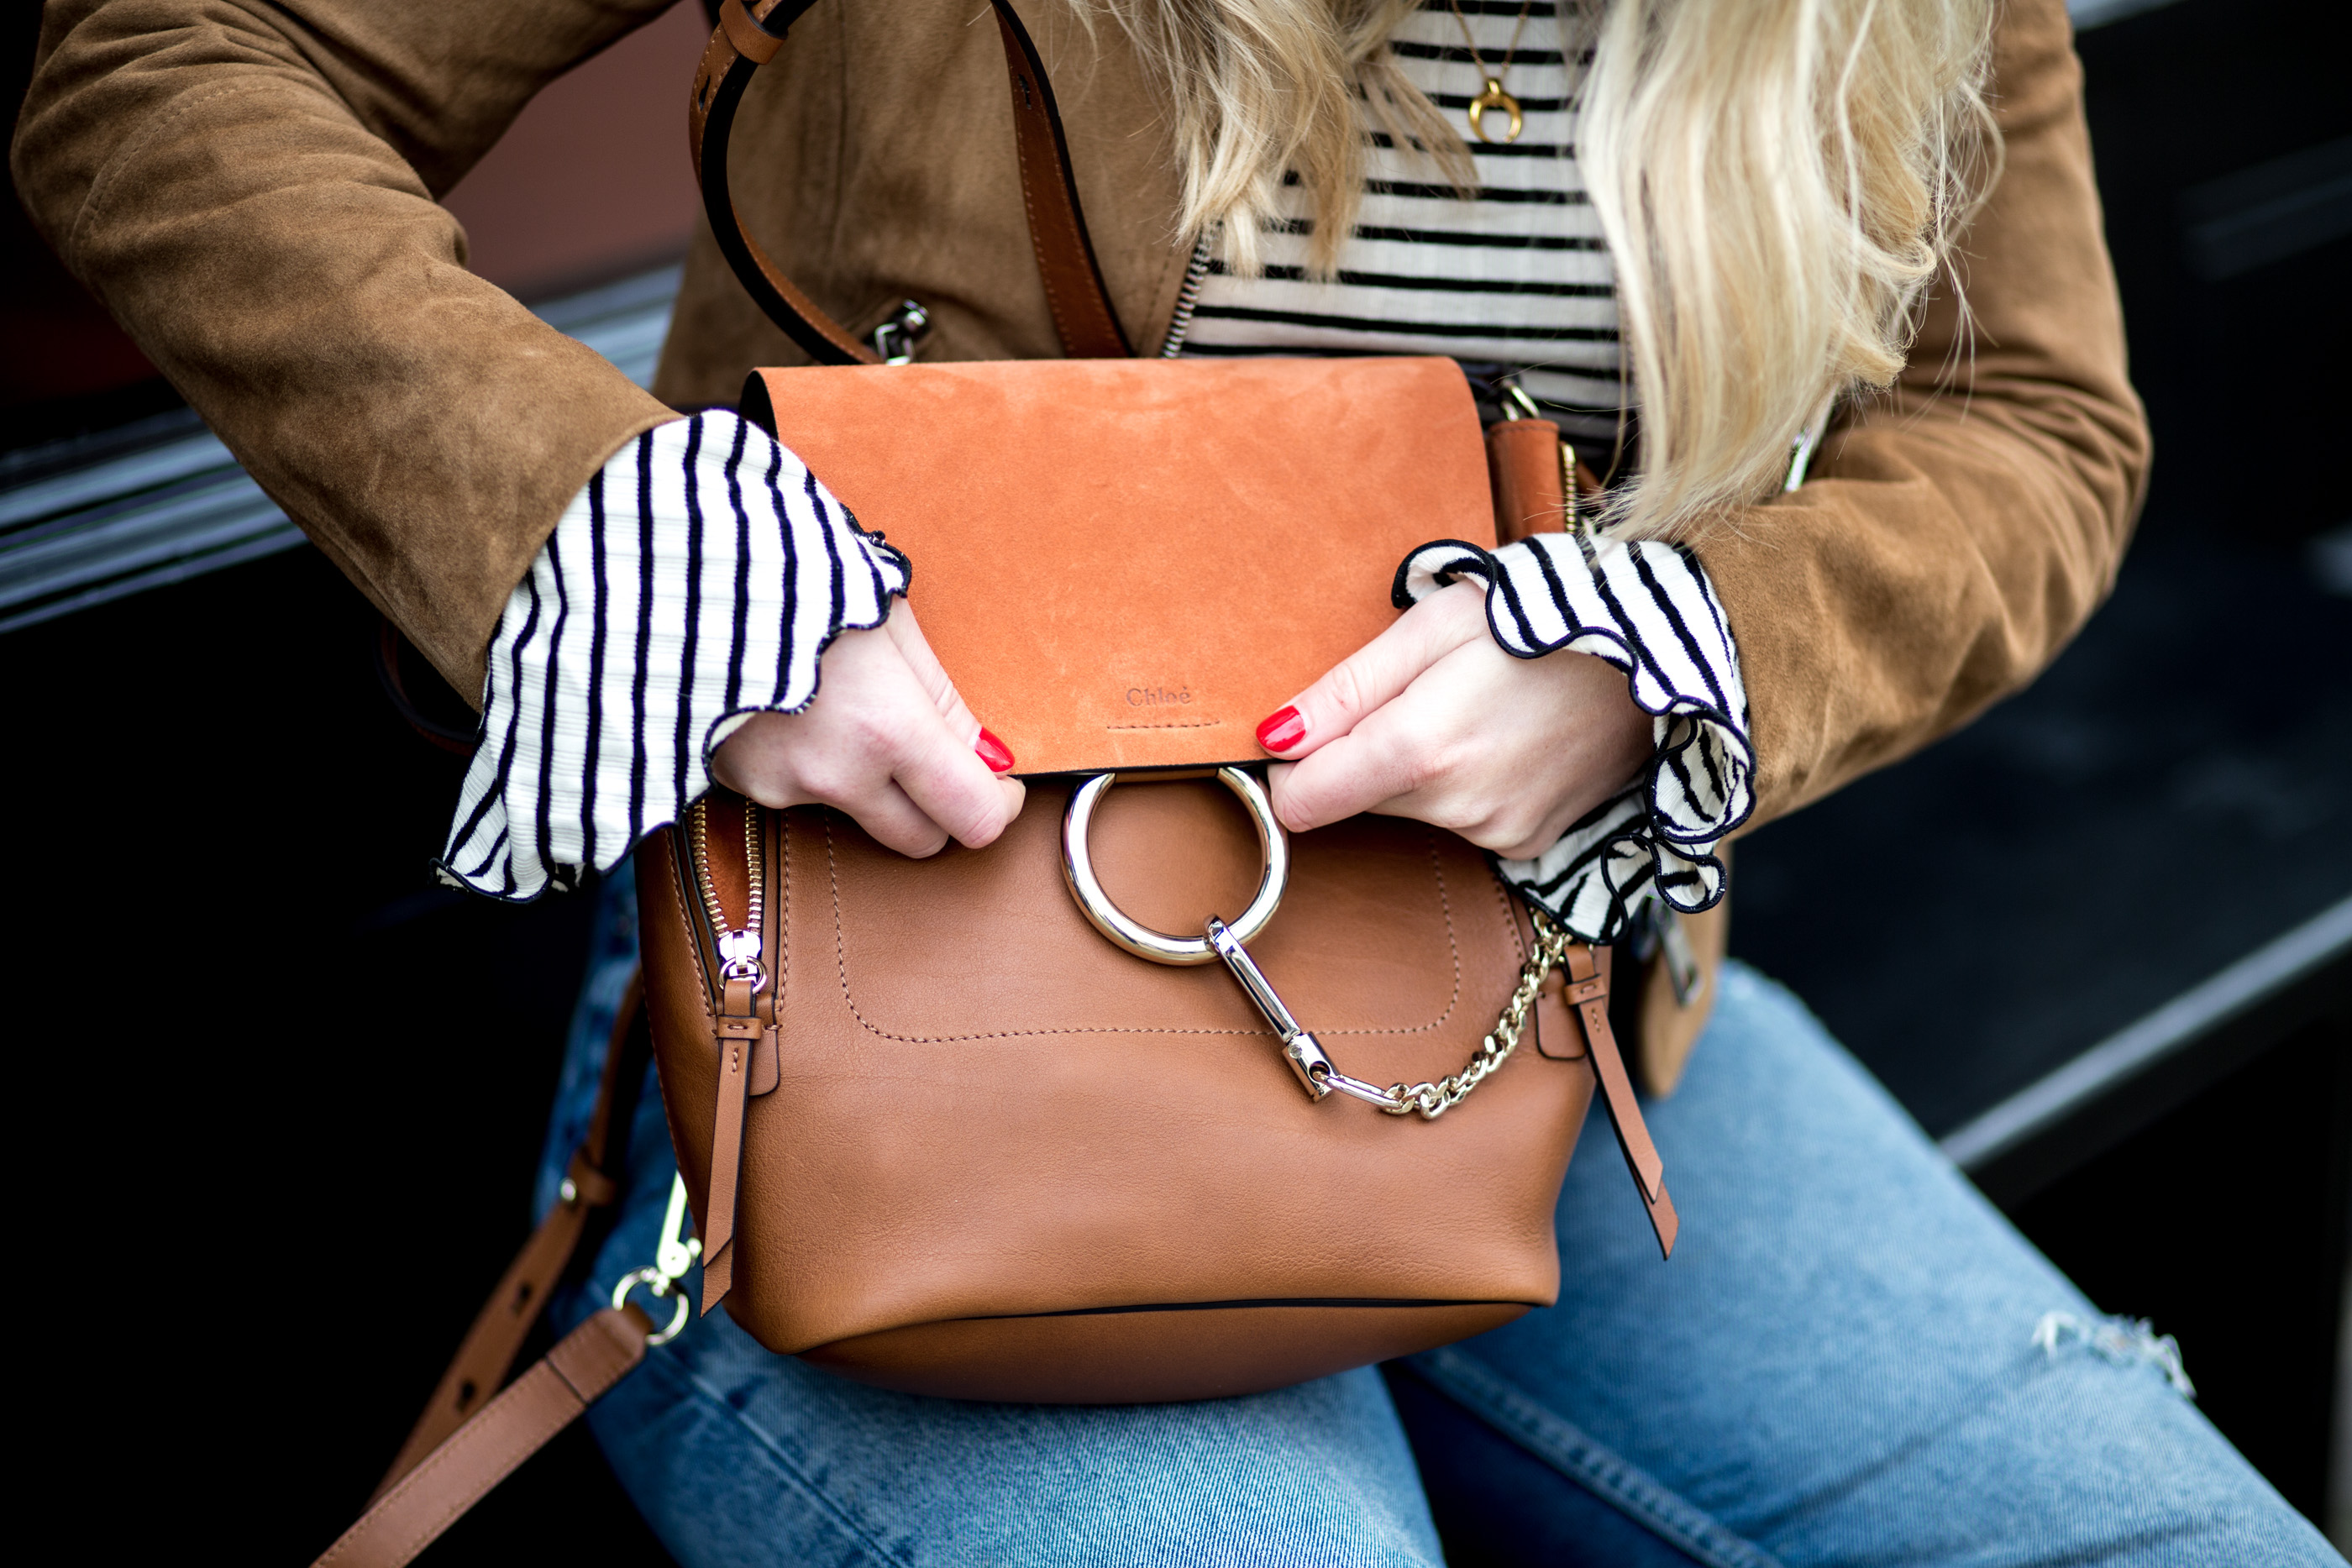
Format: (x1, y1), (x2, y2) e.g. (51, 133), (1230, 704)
(974, 727), (1016, 773)
(1255, 705), (1305, 753)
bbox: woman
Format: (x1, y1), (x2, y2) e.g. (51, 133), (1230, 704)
(16, 0), (2339, 1561)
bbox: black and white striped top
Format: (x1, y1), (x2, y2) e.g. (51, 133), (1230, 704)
(442, 5), (1751, 941)
(1178, 1), (1626, 457)
(440, 412), (906, 899)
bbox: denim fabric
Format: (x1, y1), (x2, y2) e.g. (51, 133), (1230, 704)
(542, 864), (2340, 1567)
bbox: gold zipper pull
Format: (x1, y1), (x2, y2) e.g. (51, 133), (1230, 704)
(690, 795), (767, 988)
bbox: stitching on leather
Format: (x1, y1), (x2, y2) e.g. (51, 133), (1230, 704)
(1430, 828), (1466, 1023)
(776, 810), (790, 1011)
(820, 815), (1484, 1044)
(327, 1363), (575, 1566)
(1103, 719), (1226, 731)
(1009, 84), (1079, 354)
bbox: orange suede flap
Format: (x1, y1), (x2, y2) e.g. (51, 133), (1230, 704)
(747, 357), (1493, 775)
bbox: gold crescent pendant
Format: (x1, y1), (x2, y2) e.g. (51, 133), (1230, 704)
(1467, 76), (1524, 144)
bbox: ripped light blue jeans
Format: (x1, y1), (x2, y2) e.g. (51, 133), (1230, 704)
(538, 865), (2340, 1566)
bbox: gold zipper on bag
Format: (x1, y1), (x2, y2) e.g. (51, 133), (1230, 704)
(687, 794), (765, 983)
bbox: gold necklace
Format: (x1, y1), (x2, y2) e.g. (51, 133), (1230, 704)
(1447, 0), (1536, 144)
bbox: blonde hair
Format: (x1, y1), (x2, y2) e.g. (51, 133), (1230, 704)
(1084, 0), (1999, 538)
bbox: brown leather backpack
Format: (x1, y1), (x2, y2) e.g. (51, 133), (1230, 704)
(316, 3), (1671, 1561)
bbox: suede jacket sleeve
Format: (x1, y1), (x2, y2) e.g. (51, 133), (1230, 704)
(10, 0), (679, 699)
(1704, 0), (2151, 831)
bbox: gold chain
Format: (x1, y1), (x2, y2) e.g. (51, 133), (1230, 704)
(1446, 0), (1536, 80)
(1382, 906), (1577, 1119)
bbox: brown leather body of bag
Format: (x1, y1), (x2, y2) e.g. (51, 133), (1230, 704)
(643, 0), (1679, 1405)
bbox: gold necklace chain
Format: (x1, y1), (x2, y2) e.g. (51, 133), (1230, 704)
(1446, 0), (1537, 145)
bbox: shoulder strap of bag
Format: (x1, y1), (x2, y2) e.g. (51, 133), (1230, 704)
(692, 0), (1133, 364)
(364, 972), (650, 1497)
(309, 973), (654, 1568)
(311, 1305), (653, 1568)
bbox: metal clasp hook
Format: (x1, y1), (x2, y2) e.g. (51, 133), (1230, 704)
(1204, 917), (1401, 1109)
(612, 1174), (701, 1346)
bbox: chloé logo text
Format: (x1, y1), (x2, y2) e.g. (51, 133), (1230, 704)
(1126, 684), (1194, 706)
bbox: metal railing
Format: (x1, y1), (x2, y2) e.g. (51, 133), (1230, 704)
(0, 265), (680, 635)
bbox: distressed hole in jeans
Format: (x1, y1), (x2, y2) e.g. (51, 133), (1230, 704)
(2033, 1309), (2197, 1398)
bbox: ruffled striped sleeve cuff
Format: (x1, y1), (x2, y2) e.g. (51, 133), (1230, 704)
(1394, 531), (1754, 943)
(439, 411), (909, 899)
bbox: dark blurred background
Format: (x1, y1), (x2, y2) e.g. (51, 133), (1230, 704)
(3, 0), (2347, 1561)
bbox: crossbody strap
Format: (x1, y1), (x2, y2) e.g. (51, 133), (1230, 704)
(692, 0), (1133, 364)
(365, 971), (649, 1497)
(312, 1306), (653, 1568)
(310, 974), (653, 1567)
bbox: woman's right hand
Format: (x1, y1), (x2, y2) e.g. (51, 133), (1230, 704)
(710, 600), (1024, 857)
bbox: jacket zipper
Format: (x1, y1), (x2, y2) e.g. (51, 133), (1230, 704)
(1157, 233), (1214, 359)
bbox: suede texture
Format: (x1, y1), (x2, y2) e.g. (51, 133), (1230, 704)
(13, 0), (2145, 834)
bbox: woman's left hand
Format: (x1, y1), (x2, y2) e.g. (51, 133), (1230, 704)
(1258, 580), (1653, 861)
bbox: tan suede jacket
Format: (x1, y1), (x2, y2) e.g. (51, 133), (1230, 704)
(13, 0), (2148, 1080)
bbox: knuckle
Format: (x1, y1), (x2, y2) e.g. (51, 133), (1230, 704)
(1397, 740), (1452, 796)
(1321, 661), (1370, 722)
(843, 705), (910, 760)
(792, 756), (857, 803)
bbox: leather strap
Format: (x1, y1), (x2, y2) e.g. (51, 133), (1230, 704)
(313, 1306), (652, 1568)
(367, 972), (647, 1498)
(1563, 944), (1680, 1258)
(699, 977), (762, 1313)
(314, 975), (653, 1560)
(985, 2), (1132, 358)
(691, 0), (1131, 364)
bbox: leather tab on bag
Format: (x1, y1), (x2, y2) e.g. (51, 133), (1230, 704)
(1488, 419), (1570, 544)
(1532, 962), (1584, 1061)
(1565, 944), (1679, 1259)
(751, 1025), (780, 1096)
(561, 1149), (619, 1210)
(1508, 894), (1586, 1062)
(701, 977), (762, 1314)
(1485, 419), (1605, 544)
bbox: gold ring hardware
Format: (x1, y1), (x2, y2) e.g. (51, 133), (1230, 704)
(1060, 769), (1576, 1118)
(1058, 768), (1287, 966)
